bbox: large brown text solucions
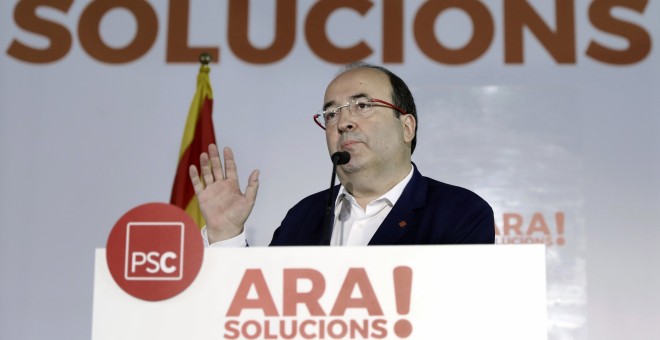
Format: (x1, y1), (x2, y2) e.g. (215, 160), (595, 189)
(6, 0), (652, 65)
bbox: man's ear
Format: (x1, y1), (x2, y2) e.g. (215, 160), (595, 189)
(402, 114), (416, 144)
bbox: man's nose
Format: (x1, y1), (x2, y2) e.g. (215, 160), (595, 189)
(336, 108), (355, 131)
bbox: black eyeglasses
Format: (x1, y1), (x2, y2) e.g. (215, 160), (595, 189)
(313, 97), (410, 130)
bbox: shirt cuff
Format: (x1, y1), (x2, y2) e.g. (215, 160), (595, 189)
(200, 226), (248, 247)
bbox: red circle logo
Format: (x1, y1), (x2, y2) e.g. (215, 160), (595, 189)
(106, 202), (204, 301)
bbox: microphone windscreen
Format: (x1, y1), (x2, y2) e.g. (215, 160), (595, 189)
(331, 151), (351, 165)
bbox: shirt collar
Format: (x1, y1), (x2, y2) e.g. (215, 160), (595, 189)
(334, 164), (415, 209)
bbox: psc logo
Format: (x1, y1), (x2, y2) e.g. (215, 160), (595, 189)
(106, 203), (203, 301)
(125, 222), (184, 281)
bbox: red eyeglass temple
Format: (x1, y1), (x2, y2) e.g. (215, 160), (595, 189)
(313, 98), (409, 130)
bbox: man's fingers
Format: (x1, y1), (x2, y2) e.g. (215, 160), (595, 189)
(194, 146), (257, 203)
(209, 144), (225, 180)
(244, 169), (260, 202)
(200, 152), (214, 185)
(189, 165), (204, 195)
(223, 147), (239, 182)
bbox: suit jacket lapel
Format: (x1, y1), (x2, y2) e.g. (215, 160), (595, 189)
(368, 165), (427, 245)
(312, 185), (342, 244)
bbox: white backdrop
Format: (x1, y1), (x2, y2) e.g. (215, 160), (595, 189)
(1, 1), (658, 339)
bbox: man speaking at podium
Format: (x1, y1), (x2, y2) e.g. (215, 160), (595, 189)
(189, 62), (494, 247)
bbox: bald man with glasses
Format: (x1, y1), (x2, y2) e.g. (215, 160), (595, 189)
(190, 62), (494, 247)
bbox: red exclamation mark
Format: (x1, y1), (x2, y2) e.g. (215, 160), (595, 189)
(393, 266), (413, 338)
(555, 212), (565, 246)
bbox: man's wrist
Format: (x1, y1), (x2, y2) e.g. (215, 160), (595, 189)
(201, 226), (247, 247)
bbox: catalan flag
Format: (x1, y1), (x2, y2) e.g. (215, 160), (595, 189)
(170, 60), (216, 228)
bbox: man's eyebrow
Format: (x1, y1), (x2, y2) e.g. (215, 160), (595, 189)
(349, 93), (369, 101)
(323, 93), (370, 111)
(323, 100), (335, 111)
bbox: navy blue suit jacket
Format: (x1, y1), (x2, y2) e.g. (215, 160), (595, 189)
(269, 165), (495, 245)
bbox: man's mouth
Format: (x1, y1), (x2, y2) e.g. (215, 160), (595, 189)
(340, 140), (360, 150)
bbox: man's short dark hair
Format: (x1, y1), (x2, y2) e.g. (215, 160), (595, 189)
(341, 62), (418, 154)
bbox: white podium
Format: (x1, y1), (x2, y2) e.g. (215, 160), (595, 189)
(92, 245), (546, 339)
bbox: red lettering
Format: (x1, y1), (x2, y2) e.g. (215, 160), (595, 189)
(497, 211), (567, 246)
(371, 319), (388, 339)
(330, 268), (383, 316)
(263, 320), (277, 339)
(503, 213), (524, 236)
(282, 269), (326, 316)
(242, 320), (261, 340)
(300, 319), (317, 339)
(327, 319), (348, 338)
(224, 320), (240, 340)
(527, 212), (551, 236)
(223, 319), (391, 339)
(349, 319), (369, 338)
(279, 319), (297, 339)
(226, 269), (279, 317)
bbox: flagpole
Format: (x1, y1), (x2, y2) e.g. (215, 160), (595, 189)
(171, 52), (217, 229)
(199, 52), (212, 66)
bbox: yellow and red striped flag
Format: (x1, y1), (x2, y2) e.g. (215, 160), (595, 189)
(170, 60), (216, 228)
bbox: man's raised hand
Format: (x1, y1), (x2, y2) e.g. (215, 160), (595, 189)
(189, 144), (259, 243)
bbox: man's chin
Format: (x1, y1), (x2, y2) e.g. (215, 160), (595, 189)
(339, 160), (363, 174)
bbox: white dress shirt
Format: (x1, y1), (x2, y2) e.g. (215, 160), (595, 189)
(202, 165), (414, 247)
(330, 166), (413, 246)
